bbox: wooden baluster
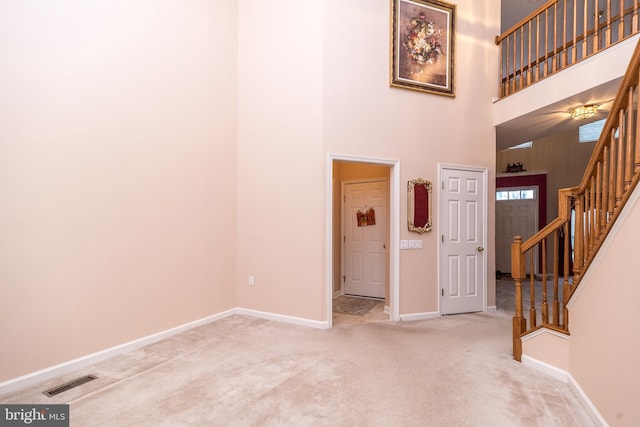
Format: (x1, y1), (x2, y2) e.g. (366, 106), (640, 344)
(562, 220), (570, 331)
(553, 2), (558, 73)
(595, 0), (601, 52)
(609, 131), (617, 217)
(563, 0), (568, 67)
(536, 16), (541, 81)
(512, 236), (526, 361)
(606, 0), (612, 46)
(572, 0), (578, 63)
(589, 176), (596, 256)
(527, 20), (534, 84)
(583, 0), (589, 58)
(499, 39), (504, 96)
(595, 161), (602, 243)
(520, 26), (525, 90)
(634, 0), (639, 32)
(635, 85), (640, 174)
(617, 111), (625, 207)
(574, 194), (583, 283)
(541, 238), (548, 324)
(545, 8), (550, 77)
(553, 228), (560, 326)
(529, 250), (536, 328)
(625, 86), (635, 191)
(619, 0), (625, 41)
(513, 33), (517, 92)
(602, 145), (610, 233)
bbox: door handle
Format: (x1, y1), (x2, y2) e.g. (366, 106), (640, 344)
(477, 246), (485, 252)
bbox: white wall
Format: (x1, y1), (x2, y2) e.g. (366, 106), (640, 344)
(0, 0), (238, 382)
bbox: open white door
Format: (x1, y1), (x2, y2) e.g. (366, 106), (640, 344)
(440, 166), (486, 314)
(343, 180), (386, 299)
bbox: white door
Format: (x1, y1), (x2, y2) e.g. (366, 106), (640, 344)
(343, 180), (386, 298)
(440, 167), (486, 314)
(495, 187), (538, 274)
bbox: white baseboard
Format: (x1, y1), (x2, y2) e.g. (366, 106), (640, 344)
(384, 305), (390, 315)
(0, 307), (330, 396)
(567, 374), (610, 427)
(398, 311), (440, 322)
(332, 290), (343, 298)
(235, 308), (330, 330)
(486, 305), (497, 312)
(522, 355), (609, 427)
(0, 309), (236, 395)
(521, 355), (569, 382)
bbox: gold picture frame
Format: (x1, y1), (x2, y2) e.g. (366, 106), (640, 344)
(408, 178), (432, 233)
(390, 0), (456, 97)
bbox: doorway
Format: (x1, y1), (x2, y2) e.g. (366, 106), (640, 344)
(495, 186), (538, 274)
(328, 155), (400, 327)
(439, 165), (488, 315)
(495, 173), (547, 275)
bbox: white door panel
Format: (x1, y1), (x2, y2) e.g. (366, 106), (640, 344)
(344, 181), (386, 298)
(440, 167), (486, 314)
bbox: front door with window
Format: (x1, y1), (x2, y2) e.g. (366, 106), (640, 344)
(495, 187), (538, 274)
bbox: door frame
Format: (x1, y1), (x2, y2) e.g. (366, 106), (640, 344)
(341, 178), (387, 298)
(327, 154), (400, 327)
(438, 163), (489, 314)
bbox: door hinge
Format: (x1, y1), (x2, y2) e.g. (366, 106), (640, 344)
(344, 195), (346, 202)
(343, 235), (346, 242)
(442, 181), (444, 189)
(343, 275), (346, 283)
(441, 289), (444, 297)
(441, 234), (444, 242)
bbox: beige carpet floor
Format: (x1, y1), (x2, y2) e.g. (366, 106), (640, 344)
(1, 308), (595, 426)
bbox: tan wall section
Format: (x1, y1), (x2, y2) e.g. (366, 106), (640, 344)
(497, 129), (595, 222)
(0, 0), (238, 382)
(324, 0), (500, 314)
(236, 0), (325, 320)
(567, 188), (640, 425)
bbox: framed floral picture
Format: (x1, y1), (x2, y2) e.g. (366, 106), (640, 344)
(390, 0), (456, 96)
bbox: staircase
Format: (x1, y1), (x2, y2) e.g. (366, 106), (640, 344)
(509, 37), (640, 361)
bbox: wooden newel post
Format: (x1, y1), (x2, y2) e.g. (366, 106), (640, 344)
(511, 236), (527, 361)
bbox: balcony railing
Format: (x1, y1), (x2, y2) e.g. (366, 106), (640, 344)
(496, 0), (640, 98)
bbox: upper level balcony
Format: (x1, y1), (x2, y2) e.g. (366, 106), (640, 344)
(494, 0), (640, 150)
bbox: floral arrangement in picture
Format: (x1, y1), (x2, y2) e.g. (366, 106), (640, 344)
(402, 12), (444, 65)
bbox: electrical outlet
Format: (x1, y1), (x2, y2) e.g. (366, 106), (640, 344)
(248, 276), (254, 286)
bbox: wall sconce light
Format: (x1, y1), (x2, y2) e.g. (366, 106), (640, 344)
(570, 104), (599, 120)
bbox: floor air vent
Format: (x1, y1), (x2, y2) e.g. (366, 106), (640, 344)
(43, 374), (98, 397)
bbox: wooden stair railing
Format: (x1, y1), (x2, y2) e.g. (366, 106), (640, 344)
(511, 38), (640, 361)
(496, 0), (640, 98)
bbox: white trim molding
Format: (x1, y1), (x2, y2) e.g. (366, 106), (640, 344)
(0, 307), (330, 396)
(398, 311), (440, 322)
(522, 355), (609, 427)
(234, 308), (330, 330)
(0, 309), (236, 395)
